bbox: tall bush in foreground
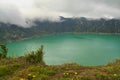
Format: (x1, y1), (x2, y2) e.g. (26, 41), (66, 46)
(25, 45), (44, 64)
(0, 44), (8, 59)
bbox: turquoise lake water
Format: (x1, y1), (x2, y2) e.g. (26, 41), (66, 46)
(7, 34), (120, 66)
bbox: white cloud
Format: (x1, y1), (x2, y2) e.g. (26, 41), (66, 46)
(0, 4), (28, 27)
(0, 0), (120, 27)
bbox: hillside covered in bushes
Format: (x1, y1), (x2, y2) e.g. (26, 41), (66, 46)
(0, 17), (120, 43)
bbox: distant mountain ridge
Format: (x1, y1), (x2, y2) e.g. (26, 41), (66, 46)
(0, 17), (120, 43)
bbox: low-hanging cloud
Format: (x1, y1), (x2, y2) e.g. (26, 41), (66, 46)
(0, 0), (120, 27)
(0, 4), (29, 27)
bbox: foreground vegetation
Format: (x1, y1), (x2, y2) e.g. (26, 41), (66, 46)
(1, 58), (120, 80)
(0, 45), (120, 80)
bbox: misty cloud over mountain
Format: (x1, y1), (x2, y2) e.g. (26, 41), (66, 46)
(0, 0), (120, 27)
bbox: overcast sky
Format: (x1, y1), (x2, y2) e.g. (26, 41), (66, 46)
(0, 0), (120, 27)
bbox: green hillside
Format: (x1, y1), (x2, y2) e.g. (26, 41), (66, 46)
(0, 17), (120, 43)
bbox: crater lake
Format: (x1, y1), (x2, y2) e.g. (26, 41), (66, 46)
(7, 34), (120, 66)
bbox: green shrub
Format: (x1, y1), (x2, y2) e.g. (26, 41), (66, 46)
(0, 65), (10, 77)
(38, 74), (49, 80)
(28, 66), (56, 76)
(80, 76), (91, 80)
(25, 45), (44, 64)
(12, 63), (21, 70)
(0, 44), (8, 59)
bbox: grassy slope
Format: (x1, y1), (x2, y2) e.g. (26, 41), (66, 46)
(0, 57), (120, 80)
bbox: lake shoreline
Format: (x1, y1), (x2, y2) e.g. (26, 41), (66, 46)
(6, 32), (120, 44)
